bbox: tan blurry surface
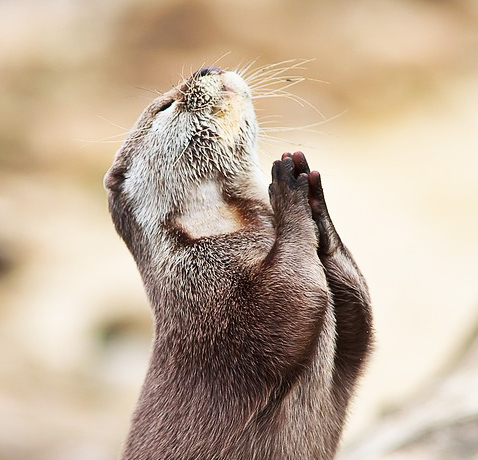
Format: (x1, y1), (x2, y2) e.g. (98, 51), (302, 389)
(1, 1), (478, 459)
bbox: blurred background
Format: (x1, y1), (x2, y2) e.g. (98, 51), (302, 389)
(2, 0), (478, 459)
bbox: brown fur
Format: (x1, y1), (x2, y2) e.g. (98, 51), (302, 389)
(105, 67), (373, 459)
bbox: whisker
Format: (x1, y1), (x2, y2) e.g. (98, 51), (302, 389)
(258, 132), (316, 150)
(257, 120), (284, 126)
(249, 74), (306, 87)
(95, 115), (131, 131)
(79, 132), (128, 143)
(258, 111), (346, 146)
(246, 67), (307, 86)
(249, 79), (306, 95)
(251, 79), (307, 98)
(257, 114), (283, 121)
(252, 92), (306, 110)
(244, 58), (312, 82)
(209, 51), (232, 70)
(308, 78), (331, 85)
(244, 59), (315, 86)
(253, 90), (326, 120)
(236, 57), (259, 79)
(135, 86), (162, 96)
(78, 139), (126, 145)
(78, 124), (153, 146)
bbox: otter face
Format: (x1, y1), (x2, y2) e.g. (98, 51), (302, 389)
(104, 68), (262, 243)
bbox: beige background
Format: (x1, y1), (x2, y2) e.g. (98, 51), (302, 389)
(1, 0), (478, 459)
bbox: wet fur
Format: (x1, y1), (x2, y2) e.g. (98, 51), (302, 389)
(105, 67), (373, 459)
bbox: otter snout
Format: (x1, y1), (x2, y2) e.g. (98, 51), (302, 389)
(222, 71), (252, 99)
(181, 67), (251, 112)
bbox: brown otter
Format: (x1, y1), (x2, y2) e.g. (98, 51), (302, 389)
(104, 66), (373, 459)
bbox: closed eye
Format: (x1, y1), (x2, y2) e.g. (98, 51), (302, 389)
(160, 100), (174, 111)
(153, 99), (174, 115)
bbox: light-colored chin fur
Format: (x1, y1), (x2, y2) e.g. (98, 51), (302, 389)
(119, 70), (269, 240)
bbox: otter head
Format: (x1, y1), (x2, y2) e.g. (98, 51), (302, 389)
(104, 67), (264, 255)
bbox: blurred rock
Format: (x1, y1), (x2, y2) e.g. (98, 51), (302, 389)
(339, 321), (478, 459)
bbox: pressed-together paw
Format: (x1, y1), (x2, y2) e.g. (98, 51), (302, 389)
(308, 166), (341, 254)
(274, 151), (340, 254)
(284, 151), (311, 177)
(281, 151), (326, 222)
(268, 155), (309, 216)
(308, 170), (326, 223)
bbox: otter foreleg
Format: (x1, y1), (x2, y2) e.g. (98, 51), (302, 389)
(288, 151), (373, 403)
(259, 156), (330, 384)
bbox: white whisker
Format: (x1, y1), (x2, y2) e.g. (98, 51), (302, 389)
(244, 58), (313, 83)
(209, 51), (232, 70)
(236, 58), (259, 79)
(95, 115), (131, 131)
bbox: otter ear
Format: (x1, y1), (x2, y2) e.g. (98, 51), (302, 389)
(104, 163), (126, 192)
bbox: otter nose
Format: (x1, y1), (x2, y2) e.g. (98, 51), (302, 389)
(193, 67), (222, 79)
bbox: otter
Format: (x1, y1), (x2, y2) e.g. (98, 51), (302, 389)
(104, 66), (373, 459)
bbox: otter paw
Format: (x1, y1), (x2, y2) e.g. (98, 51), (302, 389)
(292, 151), (312, 177)
(308, 171), (326, 220)
(268, 156), (309, 216)
(308, 170), (340, 254)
